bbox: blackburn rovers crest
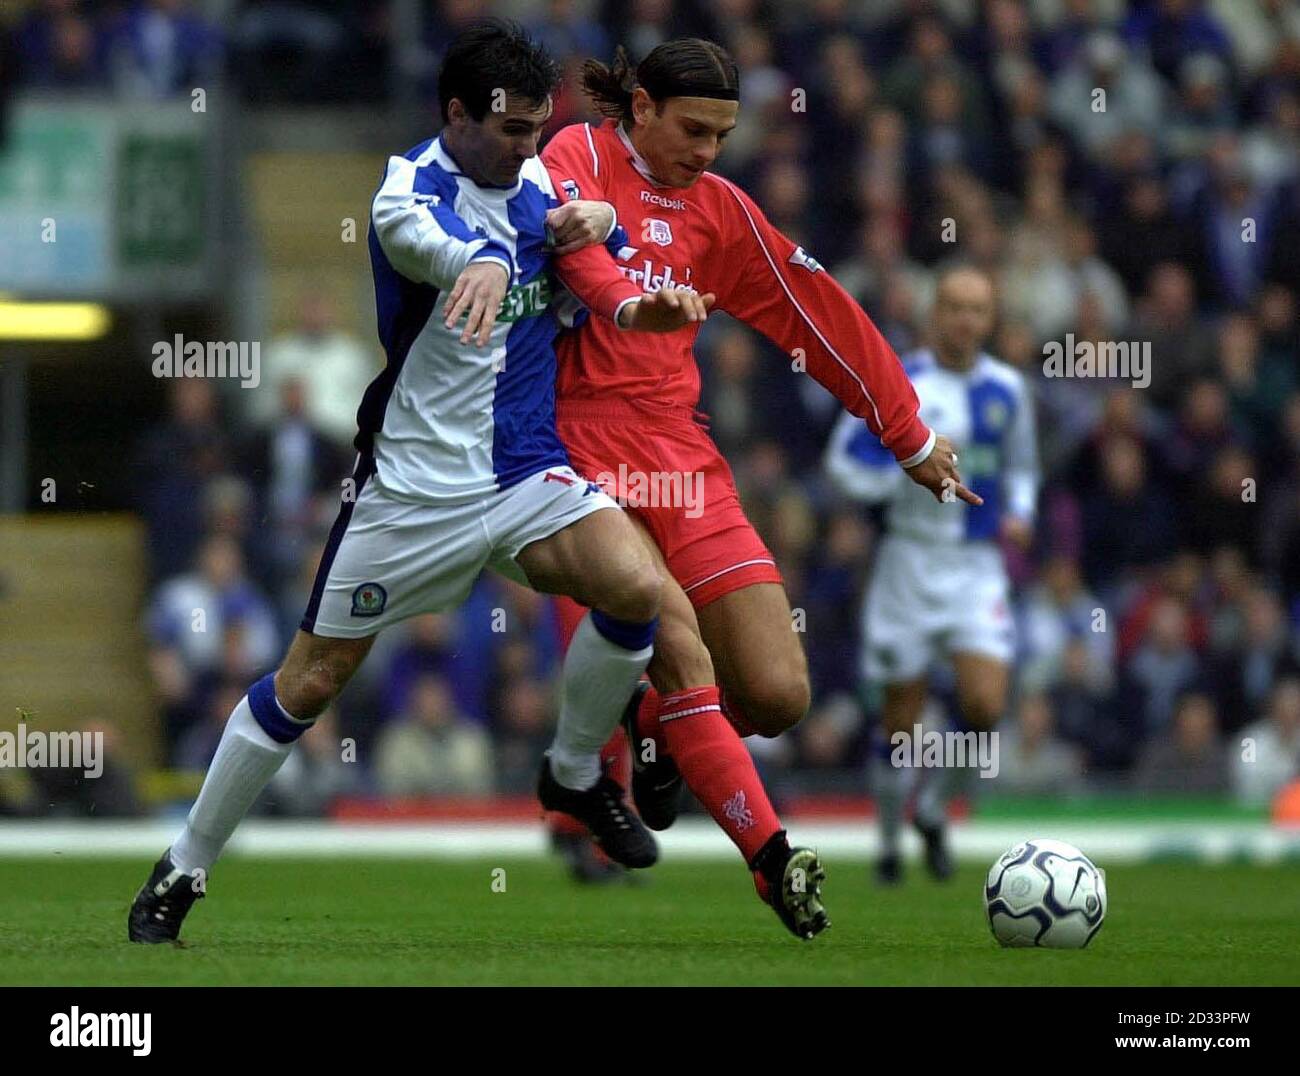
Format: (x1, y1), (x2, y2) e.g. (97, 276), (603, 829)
(351, 581), (388, 617)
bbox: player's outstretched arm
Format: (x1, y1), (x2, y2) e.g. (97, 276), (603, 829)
(708, 182), (983, 503)
(707, 178), (934, 466)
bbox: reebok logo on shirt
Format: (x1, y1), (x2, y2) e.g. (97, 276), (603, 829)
(640, 190), (687, 210)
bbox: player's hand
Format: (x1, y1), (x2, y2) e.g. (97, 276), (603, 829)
(546, 200), (616, 255)
(444, 259), (510, 347)
(904, 433), (984, 507)
(618, 287), (716, 332)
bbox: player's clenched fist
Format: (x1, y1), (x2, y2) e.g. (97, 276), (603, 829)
(904, 433), (984, 507)
(545, 200), (617, 255)
(445, 259), (510, 347)
(617, 287), (716, 332)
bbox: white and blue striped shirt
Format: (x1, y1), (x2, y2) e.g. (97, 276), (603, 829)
(824, 349), (1039, 544)
(359, 135), (579, 503)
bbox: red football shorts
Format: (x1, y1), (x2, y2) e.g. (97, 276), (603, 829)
(556, 398), (783, 610)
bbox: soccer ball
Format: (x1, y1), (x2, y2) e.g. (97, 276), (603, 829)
(984, 838), (1107, 949)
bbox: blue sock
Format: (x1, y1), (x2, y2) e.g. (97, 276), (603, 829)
(247, 672), (315, 744)
(589, 609), (658, 651)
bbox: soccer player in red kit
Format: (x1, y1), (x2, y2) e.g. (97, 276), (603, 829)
(543, 39), (976, 937)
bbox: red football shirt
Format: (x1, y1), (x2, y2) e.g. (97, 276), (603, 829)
(542, 119), (933, 466)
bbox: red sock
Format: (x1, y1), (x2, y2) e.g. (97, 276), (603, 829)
(658, 685), (782, 864)
(630, 685), (666, 760)
(719, 689), (759, 737)
(600, 723), (630, 789)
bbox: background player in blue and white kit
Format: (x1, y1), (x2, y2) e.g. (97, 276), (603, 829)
(128, 21), (712, 942)
(825, 266), (1040, 884)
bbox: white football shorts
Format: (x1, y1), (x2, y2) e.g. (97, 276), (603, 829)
(302, 459), (619, 638)
(860, 533), (1015, 683)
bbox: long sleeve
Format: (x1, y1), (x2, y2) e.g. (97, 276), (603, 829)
(1004, 375), (1040, 522)
(823, 409), (907, 504)
(542, 124), (642, 325)
(371, 152), (514, 291)
(708, 177), (934, 467)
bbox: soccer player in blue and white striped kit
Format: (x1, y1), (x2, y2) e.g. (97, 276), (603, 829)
(128, 20), (712, 942)
(825, 266), (1040, 884)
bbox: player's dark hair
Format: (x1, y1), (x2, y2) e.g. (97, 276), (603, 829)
(438, 19), (561, 123)
(582, 39), (740, 123)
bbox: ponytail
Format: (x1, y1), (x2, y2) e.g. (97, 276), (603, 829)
(581, 46), (638, 121)
(581, 39), (739, 124)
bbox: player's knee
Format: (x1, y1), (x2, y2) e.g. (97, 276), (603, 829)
(602, 562), (663, 625)
(735, 667), (811, 736)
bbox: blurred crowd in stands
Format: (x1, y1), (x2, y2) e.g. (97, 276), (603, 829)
(6, 0), (1300, 815)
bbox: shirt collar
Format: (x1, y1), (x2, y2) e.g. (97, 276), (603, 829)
(614, 122), (671, 189)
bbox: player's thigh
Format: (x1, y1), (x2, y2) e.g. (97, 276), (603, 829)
(536, 510), (711, 687)
(275, 629), (376, 719)
(860, 537), (938, 686)
(513, 502), (662, 622)
(696, 581), (811, 735)
(880, 677), (929, 735)
(304, 473), (487, 638)
(623, 516), (714, 691)
(946, 550), (1014, 727)
(951, 651), (1011, 730)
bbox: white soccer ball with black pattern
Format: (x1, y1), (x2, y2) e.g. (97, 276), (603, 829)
(984, 838), (1107, 949)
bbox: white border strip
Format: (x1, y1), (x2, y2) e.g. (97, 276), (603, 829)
(0, 820), (1297, 863)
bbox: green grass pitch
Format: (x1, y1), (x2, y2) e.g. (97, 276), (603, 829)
(2, 857), (1298, 986)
